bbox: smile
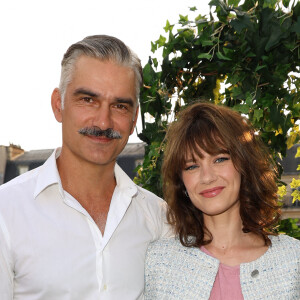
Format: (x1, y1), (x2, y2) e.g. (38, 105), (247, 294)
(199, 186), (224, 198)
(87, 135), (114, 143)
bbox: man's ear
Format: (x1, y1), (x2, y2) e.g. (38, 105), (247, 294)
(130, 105), (139, 135)
(51, 88), (63, 123)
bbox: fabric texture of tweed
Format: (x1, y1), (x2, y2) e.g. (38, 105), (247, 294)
(145, 234), (300, 300)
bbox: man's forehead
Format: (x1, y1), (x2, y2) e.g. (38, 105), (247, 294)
(73, 55), (130, 71)
(65, 55), (138, 105)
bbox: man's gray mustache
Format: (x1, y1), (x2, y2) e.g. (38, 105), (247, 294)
(78, 127), (122, 139)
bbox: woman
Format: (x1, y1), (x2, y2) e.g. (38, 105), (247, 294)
(145, 102), (300, 299)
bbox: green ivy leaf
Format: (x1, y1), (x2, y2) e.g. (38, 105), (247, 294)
(223, 48), (234, 57)
(282, 0), (290, 8)
(151, 41), (157, 53)
(228, 0), (241, 6)
(156, 35), (167, 48)
(200, 40), (214, 46)
(245, 92), (252, 106)
(189, 6), (197, 11)
(232, 86), (243, 98)
(255, 64), (267, 72)
(198, 53), (213, 59)
(253, 109), (264, 122)
(164, 20), (174, 33)
(230, 14), (252, 34)
(263, 0), (277, 8)
(246, 52), (256, 57)
(226, 73), (240, 86)
(143, 63), (157, 85)
(291, 17), (300, 35)
(232, 104), (250, 114)
(265, 29), (286, 52)
(216, 52), (232, 60)
(269, 104), (284, 126)
(179, 14), (189, 25)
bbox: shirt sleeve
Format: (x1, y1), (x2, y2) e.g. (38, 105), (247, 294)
(159, 201), (174, 238)
(0, 213), (14, 300)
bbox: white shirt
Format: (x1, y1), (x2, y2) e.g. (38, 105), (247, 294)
(0, 149), (171, 300)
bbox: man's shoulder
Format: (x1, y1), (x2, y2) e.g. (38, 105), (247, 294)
(115, 163), (164, 203)
(0, 167), (41, 191)
(0, 167), (40, 204)
(135, 185), (168, 216)
(136, 185), (163, 202)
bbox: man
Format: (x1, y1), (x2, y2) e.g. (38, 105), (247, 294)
(0, 35), (171, 299)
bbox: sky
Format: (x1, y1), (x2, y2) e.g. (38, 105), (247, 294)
(0, 0), (211, 150)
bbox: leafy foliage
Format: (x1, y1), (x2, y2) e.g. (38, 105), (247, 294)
(278, 218), (300, 239)
(134, 0), (300, 198)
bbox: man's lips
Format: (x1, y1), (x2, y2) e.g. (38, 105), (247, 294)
(199, 186), (224, 198)
(86, 135), (113, 143)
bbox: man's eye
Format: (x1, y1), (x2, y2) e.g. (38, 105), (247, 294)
(115, 104), (128, 110)
(82, 97), (93, 103)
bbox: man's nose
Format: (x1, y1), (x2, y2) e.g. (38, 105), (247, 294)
(93, 105), (113, 130)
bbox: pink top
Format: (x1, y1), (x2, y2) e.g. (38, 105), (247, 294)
(200, 246), (244, 300)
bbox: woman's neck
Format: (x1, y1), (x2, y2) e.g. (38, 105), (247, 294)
(203, 210), (268, 266)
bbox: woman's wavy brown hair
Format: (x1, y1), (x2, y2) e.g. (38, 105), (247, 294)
(162, 102), (281, 247)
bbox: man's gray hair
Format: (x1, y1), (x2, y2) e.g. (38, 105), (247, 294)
(59, 35), (143, 108)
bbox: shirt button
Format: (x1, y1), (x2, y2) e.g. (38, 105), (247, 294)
(251, 269), (259, 278)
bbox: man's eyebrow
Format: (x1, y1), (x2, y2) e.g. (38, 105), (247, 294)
(73, 88), (99, 98)
(115, 97), (135, 107)
(73, 89), (135, 107)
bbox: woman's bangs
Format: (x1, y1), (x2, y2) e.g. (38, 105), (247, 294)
(185, 126), (228, 161)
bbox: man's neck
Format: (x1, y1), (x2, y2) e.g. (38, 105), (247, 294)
(57, 150), (116, 197)
(56, 147), (117, 235)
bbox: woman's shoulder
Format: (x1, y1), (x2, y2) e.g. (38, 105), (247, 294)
(145, 238), (219, 299)
(147, 237), (199, 257)
(269, 234), (300, 256)
(270, 234), (300, 248)
(147, 236), (182, 251)
(146, 237), (217, 268)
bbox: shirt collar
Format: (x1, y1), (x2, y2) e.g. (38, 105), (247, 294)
(34, 148), (138, 199)
(114, 163), (138, 198)
(34, 148), (64, 199)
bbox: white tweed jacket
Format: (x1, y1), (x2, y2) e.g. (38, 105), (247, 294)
(145, 235), (300, 299)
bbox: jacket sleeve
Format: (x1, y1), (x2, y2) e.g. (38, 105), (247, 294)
(144, 242), (159, 300)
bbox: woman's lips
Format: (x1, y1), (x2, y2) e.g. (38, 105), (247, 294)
(200, 186), (224, 198)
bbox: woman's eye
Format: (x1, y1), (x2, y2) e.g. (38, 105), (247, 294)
(215, 157), (229, 163)
(184, 164), (198, 171)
